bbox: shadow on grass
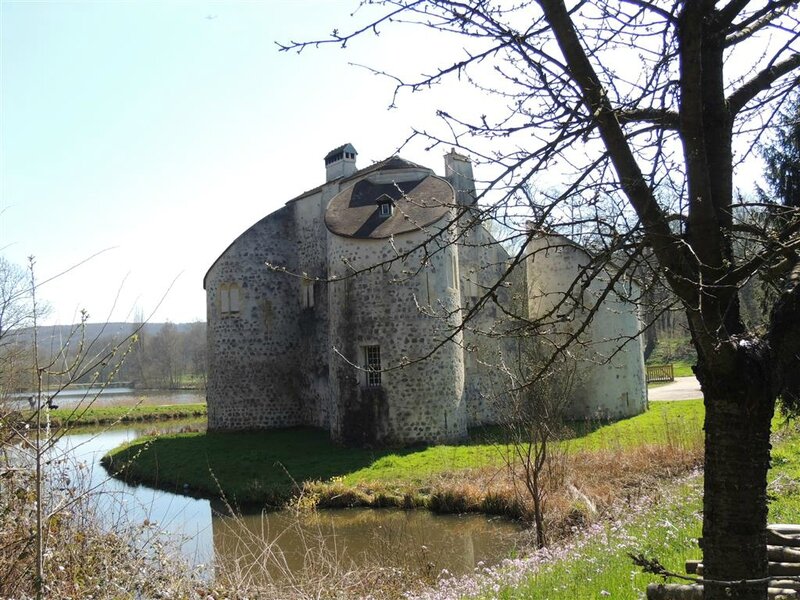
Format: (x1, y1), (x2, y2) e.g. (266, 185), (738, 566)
(467, 418), (617, 446)
(104, 402), (705, 508)
(102, 426), (425, 507)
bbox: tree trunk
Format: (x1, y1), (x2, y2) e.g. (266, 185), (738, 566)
(699, 348), (776, 600)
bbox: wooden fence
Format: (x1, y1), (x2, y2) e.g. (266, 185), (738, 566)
(646, 524), (800, 599)
(646, 364), (674, 383)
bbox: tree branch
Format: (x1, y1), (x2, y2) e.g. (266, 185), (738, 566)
(728, 53), (800, 117)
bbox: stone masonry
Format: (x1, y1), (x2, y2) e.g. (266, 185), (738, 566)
(204, 145), (647, 446)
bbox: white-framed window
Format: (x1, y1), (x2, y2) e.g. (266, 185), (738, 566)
(219, 283), (241, 317)
(363, 345), (382, 387)
(301, 278), (315, 308)
(377, 193), (394, 218)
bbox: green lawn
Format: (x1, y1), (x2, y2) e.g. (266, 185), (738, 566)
(103, 400), (705, 506)
(672, 361), (695, 378)
(23, 403), (207, 428)
(475, 480), (704, 599)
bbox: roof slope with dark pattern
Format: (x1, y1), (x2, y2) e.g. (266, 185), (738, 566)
(324, 169), (454, 239)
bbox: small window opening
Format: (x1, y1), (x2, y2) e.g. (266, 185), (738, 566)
(301, 278), (315, 309)
(325, 152), (344, 165)
(377, 194), (394, 218)
(364, 345), (382, 387)
(465, 268), (480, 305)
(449, 253), (459, 290)
(220, 283), (241, 317)
(379, 202), (393, 217)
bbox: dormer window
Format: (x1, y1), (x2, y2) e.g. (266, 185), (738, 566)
(377, 194), (394, 218)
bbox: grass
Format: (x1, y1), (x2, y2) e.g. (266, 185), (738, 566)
(104, 427), (392, 505)
(91, 400), (800, 599)
(463, 481), (705, 599)
(441, 418), (800, 600)
(672, 361), (695, 378)
(17, 403), (207, 428)
(103, 400), (705, 510)
(768, 419), (800, 523)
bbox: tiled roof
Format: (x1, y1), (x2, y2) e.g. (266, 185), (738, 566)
(324, 170), (453, 239)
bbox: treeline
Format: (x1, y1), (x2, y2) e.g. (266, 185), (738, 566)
(6, 321), (207, 392)
(124, 321), (206, 389)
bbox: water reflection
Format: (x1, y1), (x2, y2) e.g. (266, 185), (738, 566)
(54, 426), (213, 564)
(35, 390), (522, 579)
(211, 506), (521, 581)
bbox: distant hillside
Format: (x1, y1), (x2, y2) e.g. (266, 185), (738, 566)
(9, 322), (205, 345)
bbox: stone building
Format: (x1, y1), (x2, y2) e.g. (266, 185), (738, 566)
(204, 144), (647, 446)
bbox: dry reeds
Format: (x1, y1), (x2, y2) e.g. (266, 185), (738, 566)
(302, 417), (703, 551)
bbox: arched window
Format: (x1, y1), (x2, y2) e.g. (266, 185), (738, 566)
(219, 283), (241, 317)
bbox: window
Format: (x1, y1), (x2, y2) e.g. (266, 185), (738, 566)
(465, 268), (480, 305)
(465, 347), (478, 370)
(219, 283), (241, 317)
(301, 278), (314, 308)
(426, 269), (438, 305)
(377, 193), (394, 218)
(363, 345), (382, 387)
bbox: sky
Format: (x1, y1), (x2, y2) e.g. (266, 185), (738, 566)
(1, 1), (770, 326)
(0, 0), (466, 325)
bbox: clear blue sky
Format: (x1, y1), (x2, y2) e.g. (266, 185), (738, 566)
(0, 0), (460, 325)
(1, 1), (766, 326)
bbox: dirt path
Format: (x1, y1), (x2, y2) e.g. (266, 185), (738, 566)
(648, 376), (703, 401)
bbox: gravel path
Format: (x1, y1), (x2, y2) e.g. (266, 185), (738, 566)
(648, 376), (703, 401)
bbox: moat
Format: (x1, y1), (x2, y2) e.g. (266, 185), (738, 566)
(53, 390), (522, 579)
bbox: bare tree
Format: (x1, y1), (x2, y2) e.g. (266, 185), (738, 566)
(0, 258), (34, 402)
(498, 342), (575, 549)
(283, 3), (800, 598)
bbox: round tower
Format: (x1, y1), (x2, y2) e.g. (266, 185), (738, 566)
(525, 232), (646, 419)
(324, 158), (467, 445)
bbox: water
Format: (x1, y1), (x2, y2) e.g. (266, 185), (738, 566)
(40, 390), (522, 579)
(11, 387), (204, 409)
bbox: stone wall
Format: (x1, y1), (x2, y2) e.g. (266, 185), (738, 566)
(205, 183), (342, 431)
(204, 150), (647, 444)
(327, 221), (467, 445)
(524, 233), (647, 419)
(205, 205), (304, 430)
(457, 221), (519, 425)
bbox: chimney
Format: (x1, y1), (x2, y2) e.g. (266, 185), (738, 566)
(325, 143), (358, 182)
(444, 149), (476, 206)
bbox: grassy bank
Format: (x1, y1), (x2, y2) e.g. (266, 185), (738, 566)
(13, 403), (207, 428)
(103, 400), (704, 515)
(414, 418), (800, 600)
